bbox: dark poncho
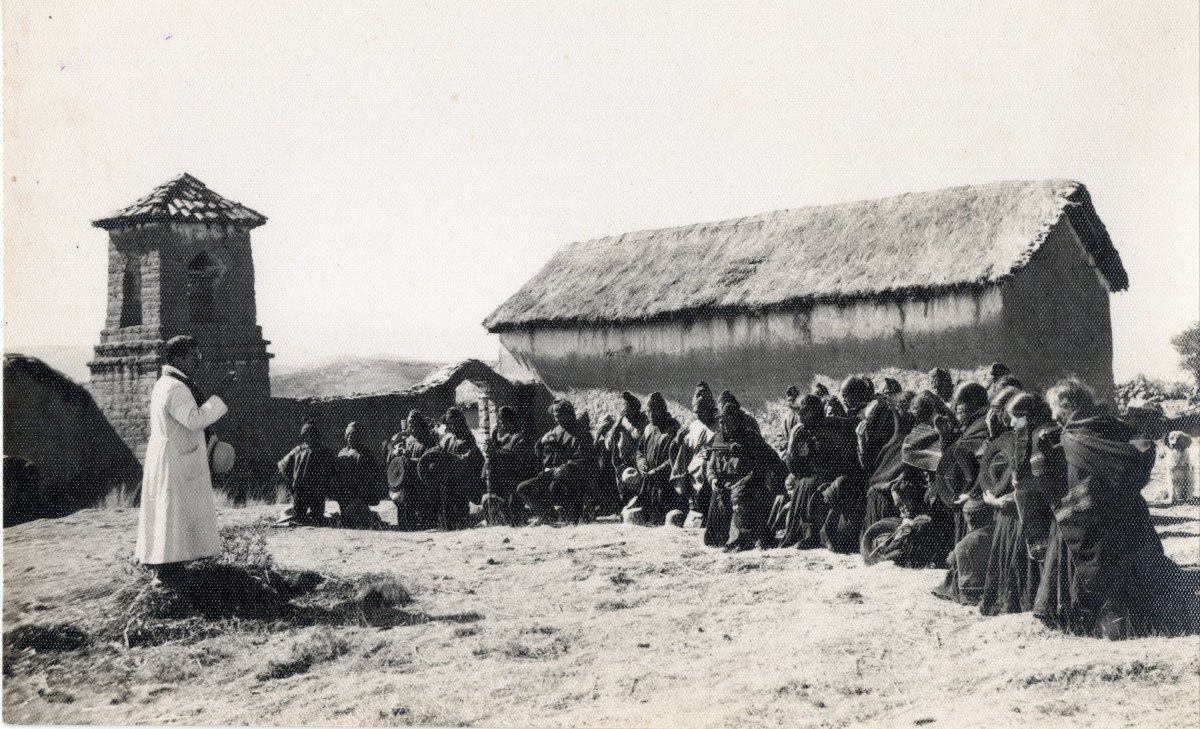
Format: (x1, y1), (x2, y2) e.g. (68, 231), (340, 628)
(974, 430), (1040, 615)
(773, 416), (864, 552)
(860, 401), (913, 528)
(332, 444), (384, 527)
(1035, 413), (1197, 638)
(933, 406), (990, 505)
(485, 429), (537, 493)
(441, 430), (486, 518)
(537, 424), (596, 512)
(899, 423), (956, 567)
(933, 406), (991, 545)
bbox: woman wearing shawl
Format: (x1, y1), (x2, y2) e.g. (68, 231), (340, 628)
(1034, 378), (1197, 639)
(704, 399), (781, 551)
(857, 396), (915, 529)
(933, 382), (992, 546)
(635, 393), (682, 525)
(773, 395), (863, 551)
(976, 389), (1045, 615)
(896, 391), (958, 567)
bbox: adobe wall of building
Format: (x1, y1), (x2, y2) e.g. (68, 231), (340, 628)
(999, 220), (1115, 402)
(3, 355), (143, 525)
(497, 288), (1009, 407)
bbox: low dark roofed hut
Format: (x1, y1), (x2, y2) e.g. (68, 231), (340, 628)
(485, 180), (1127, 405)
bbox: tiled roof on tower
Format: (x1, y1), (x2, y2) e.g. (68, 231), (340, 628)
(92, 173), (266, 229)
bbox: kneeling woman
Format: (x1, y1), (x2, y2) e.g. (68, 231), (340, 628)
(1034, 378), (1197, 639)
(978, 391), (1047, 615)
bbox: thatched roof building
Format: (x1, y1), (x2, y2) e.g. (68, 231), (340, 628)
(486, 180), (1128, 404)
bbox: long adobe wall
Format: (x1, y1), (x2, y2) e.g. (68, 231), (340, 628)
(497, 287), (1010, 408)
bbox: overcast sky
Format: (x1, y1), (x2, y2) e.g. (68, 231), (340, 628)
(5, 1), (1198, 381)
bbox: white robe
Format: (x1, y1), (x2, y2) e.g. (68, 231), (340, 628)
(135, 365), (228, 564)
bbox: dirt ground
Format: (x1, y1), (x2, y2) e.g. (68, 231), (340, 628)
(4, 483), (1199, 727)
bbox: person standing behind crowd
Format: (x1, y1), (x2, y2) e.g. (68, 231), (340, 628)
(574, 412), (600, 522)
(780, 386), (802, 451)
(839, 375), (876, 420)
(591, 415), (623, 517)
(136, 335), (233, 585)
(483, 406), (536, 526)
(812, 382), (847, 419)
(519, 400), (594, 526)
(635, 393), (682, 525)
(278, 421), (337, 525)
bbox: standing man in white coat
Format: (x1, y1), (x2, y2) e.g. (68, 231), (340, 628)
(136, 335), (234, 584)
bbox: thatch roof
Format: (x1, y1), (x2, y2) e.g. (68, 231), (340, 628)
(93, 173), (266, 230)
(484, 180), (1126, 331)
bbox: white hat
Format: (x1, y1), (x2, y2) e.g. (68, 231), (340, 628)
(208, 438), (236, 474)
(621, 467), (643, 486)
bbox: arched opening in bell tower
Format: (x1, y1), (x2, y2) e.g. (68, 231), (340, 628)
(187, 252), (221, 324)
(119, 256), (142, 327)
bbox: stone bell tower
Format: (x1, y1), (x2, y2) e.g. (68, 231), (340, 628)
(88, 174), (273, 463)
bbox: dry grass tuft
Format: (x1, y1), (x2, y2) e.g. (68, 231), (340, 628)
(1018, 659), (1185, 688)
(255, 628), (351, 681)
(476, 635), (571, 661)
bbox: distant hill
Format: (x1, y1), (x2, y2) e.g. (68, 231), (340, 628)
(2, 345), (93, 383)
(270, 355), (446, 399)
(0, 346), (445, 399)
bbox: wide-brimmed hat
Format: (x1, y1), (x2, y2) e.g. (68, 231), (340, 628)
(621, 467), (644, 486)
